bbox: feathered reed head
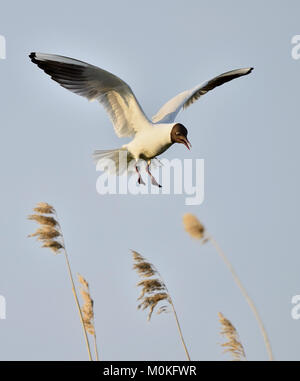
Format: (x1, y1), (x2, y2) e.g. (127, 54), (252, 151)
(78, 274), (95, 336)
(218, 312), (246, 361)
(132, 250), (170, 321)
(183, 213), (208, 243)
(28, 202), (63, 254)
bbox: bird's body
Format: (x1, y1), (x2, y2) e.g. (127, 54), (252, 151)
(124, 123), (173, 161)
(29, 52), (253, 186)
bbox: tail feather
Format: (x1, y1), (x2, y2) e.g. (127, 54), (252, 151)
(93, 148), (133, 175)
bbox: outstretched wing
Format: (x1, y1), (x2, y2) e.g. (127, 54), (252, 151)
(152, 67), (253, 124)
(30, 53), (150, 137)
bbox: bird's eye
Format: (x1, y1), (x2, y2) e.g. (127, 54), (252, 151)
(176, 132), (180, 135)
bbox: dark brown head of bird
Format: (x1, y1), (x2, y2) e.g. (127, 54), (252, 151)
(170, 123), (191, 150)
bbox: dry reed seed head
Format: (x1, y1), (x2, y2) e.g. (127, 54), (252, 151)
(84, 321), (95, 335)
(138, 293), (170, 321)
(157, 305), (169, 314)
(131, 250), (146, 263)
(28, 206), (64, 254)
(37, 230), (60, 241)
(80, 289), (94, 309)
(28, 226), (61, 240)
(132, 251), (156, 276)
(78, 274), (95, 336)
(78, 274), (89, 290)
(138, 293), (170, 310)
(133, 262), (156, 278)
(182, 213), (206, 240)
(28, 214), (58, 228)
(41, 240), (64, 254)
(132, 251), (171, 320)
(33, 202), (55, 214)
(137, 279), (165, 299)
(82, 303), (94, 319)
(218, 312), (246, 361)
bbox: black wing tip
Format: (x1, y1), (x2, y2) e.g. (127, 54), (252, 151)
(29, 52), (38, 63)
(248, 67), (254, 74)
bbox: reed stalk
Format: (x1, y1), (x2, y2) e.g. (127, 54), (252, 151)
(78, 273), (100, 361)
(132, 250), (191, 361)
(209, 235), (273, 361)
(183, 213), (274, 361)
(28, 202), (93, 360)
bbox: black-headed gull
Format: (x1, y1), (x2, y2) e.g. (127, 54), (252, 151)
(29, 52), (253, 187)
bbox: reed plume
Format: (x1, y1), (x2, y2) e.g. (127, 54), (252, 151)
(183, 213), (274, 361)
(218, 312), (246, 361)
(132, 250), (191, 361)
(28, 202), (93, 360)
(78, 274), (99, 361)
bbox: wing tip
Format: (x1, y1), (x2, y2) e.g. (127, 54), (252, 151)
(29, 51), (36, 60)
(29, 52), (41, 65)
(238, 66), (253, 77)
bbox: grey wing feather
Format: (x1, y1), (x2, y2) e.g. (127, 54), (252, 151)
(152, 67), (253, 124)
(30, 52), (149, 137)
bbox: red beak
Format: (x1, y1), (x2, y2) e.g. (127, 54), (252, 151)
(181, 136), (192, 150)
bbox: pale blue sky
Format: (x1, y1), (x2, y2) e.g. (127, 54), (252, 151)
(0, 0), (300, 360)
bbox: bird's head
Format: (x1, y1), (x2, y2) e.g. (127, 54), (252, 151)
(170, 123), (191, 150)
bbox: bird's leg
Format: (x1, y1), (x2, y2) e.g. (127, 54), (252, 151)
(146, 160), (162, 188)
(135, 164), (145, 185)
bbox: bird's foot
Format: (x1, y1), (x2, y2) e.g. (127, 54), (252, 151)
(137, 175), (146, 186)
(135, 165), (146, 186)
(150, 175), (162, 188)
(146, 163), (162, 188)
